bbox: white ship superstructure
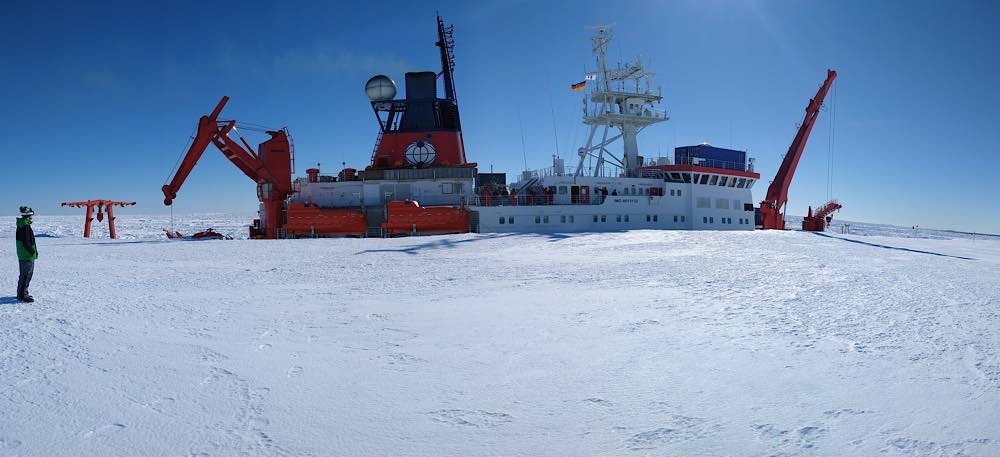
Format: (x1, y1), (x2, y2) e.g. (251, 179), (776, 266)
(471, 25), (760, 233)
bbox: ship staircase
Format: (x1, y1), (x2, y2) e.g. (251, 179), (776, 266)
(364, 205), (386, 238)
(514, 176), (541, 194)
(468, 210), (480, 233)
(369, 130), (384, 165)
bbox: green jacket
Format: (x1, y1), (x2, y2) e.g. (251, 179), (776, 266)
(16, 217), (37, 260)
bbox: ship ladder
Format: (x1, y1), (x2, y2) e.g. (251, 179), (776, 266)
(469, 210), (480, 233)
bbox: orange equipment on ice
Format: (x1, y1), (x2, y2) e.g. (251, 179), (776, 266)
(802, 200), (843, 232)
(61, 200), (136, 239)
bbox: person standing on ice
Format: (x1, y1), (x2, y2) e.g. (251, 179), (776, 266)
(15, 206), (37, 303)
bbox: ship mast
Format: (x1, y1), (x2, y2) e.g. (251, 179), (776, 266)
(574, 24), (667, 178)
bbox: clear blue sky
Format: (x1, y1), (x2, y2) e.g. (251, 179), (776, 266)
(3, 0), (998, 233)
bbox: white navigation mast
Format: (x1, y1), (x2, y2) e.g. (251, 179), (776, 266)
(574, 24), (668, 178)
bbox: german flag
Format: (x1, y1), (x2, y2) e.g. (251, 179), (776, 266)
(570, 80), (587, 91)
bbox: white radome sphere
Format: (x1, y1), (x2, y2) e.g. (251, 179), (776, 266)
(365, 75), (397, 101)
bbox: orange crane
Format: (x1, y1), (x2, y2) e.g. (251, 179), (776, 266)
(161, 96), (293, 239)
(61, 200), (136, 239)
(759, 69), (837, 230)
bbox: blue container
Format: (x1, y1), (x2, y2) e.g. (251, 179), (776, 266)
(674, 144), (746, 171)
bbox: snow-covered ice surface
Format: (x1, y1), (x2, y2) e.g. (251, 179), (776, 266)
(2, 215), (1000, 456)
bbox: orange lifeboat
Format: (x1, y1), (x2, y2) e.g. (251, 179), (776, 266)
(381, 200), (470, 236)
(284, 202), (368, 237)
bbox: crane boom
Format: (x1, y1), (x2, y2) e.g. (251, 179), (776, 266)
(759, 69), (837, 230)
(161, 96), (293, 239)
(162, 96), (230, 206)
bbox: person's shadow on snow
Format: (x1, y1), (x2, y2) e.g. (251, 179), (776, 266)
(0, 296), (23, 305)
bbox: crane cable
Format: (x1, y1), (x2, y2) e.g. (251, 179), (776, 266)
(165, 127), (196, 185)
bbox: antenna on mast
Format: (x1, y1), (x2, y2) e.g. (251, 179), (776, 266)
(436, 14), (457, 101)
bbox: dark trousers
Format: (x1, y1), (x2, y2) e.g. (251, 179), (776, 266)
(17, 260), (34, 298)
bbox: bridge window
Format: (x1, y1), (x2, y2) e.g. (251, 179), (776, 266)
(737, 178), (747, 188)
(682, 173), (692, 183)
(728, 178), (738, 187)
(693, 173), (700, 183)
(709, 175), (719, 186)
(718, 176), (729, 186)
(700, 175), (710, 185)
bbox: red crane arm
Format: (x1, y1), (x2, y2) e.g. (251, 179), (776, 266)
(162, 96), (230, 205)
(161, 97), (283, 206)
(211, 120), (267, 182)
(764, 69), (837, 207)
(760, 69), (837, 229)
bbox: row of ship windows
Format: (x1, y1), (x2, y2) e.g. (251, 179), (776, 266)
(543, 178), (751, 198)
(701, 216), (752, 225)
(667, 173), (756, 188)
(547, 186), (681, 196)
(497, 214), (690, 225)
(696, 197), (752, 211)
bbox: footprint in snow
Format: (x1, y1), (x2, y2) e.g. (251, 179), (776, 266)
(427, 409), (512, 428)
(286, 366), (304, 377)
(583, 398), (613, 407)
(81, 423), (126, 438)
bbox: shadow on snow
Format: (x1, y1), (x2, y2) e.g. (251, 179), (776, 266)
(354, 231), (582, 255)
(812, 232), (976, 260)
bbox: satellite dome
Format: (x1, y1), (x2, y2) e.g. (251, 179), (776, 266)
(365, 75), (397, 101)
